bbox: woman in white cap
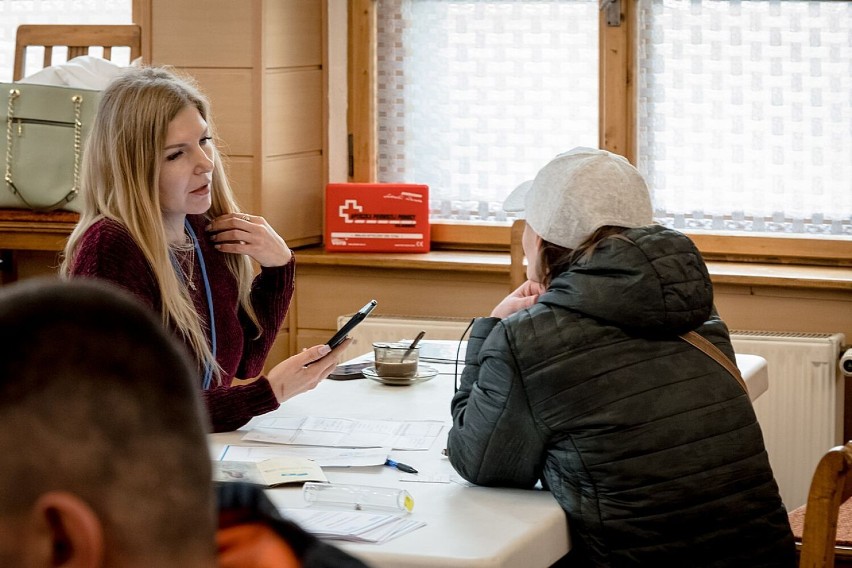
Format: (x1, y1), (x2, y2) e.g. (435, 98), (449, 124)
(446, 148), (795, 567)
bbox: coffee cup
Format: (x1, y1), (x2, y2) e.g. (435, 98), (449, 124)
(373, 342), (420, 378)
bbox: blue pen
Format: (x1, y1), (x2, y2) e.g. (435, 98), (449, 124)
(385, 458), (418, 474)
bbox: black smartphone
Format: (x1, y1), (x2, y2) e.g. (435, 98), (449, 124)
(328, 361), (372, 380)
(327, 299), (378, 349)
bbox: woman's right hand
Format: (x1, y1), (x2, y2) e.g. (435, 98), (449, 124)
(265, 339), (352, 402)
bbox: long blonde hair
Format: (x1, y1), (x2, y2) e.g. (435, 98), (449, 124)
(61, 66), (259, 381)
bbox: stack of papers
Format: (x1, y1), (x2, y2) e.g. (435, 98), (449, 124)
(282, 508), (426, 544)
(228, 413), (439, 545)
(243, 416), (444, 450)
(217, 445), (389, 467)
(416, 339), (468, 364)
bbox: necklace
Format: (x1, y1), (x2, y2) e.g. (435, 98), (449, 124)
(172, 233), (197, 291)
(182, 245), (197, 291)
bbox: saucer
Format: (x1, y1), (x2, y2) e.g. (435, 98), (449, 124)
(363, 365), (439, 385)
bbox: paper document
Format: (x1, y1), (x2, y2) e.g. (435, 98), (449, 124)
(282, 508), (426, 544)
(399, 473), (451, 483)
(243, 416), (443, 450)
(217, 445), (389, 467)
(413, 339), (468, 363)
(213, 457), (327, 487)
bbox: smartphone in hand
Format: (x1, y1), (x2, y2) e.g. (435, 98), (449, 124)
(303, 299), (377, 368)
(327, 299), (378, 348)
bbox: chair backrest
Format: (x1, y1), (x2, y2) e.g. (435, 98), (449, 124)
(509, 218), (526, 291)
(13, 24), (141, 81)
(799, 441), (852, 568)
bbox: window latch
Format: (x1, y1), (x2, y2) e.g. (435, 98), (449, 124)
(600, 0), (622, 27)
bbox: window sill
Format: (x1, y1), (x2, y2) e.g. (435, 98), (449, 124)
(703, 261), (852, 291)
(429, 220), (852, 267)
(295, 246), (852, 292)
(295, 246), (509, 273)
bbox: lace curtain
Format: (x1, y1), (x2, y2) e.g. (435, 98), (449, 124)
(638, 0), (851, 235)
(377, 0), (599, 221)
(377, 0), (851, 235)
(0, 0), (132, 82)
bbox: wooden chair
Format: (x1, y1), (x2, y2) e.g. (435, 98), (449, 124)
(790, 441), (852, 567)
(509, 218), (526, 291)
(1, 24), (141, 281)
(13, 24), (141, 81)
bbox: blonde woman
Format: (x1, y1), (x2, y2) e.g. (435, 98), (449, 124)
(61, 67), (346, 432)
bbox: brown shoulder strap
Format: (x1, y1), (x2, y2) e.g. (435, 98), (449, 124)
(679, 331), (749, 399)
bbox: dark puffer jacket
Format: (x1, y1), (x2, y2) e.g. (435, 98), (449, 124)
(447, 225), (795, 567)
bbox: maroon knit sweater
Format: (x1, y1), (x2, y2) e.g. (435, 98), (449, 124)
(69, 214), (294, 432)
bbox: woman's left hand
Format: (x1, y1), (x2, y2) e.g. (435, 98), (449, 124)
(206, 213), (291, 267)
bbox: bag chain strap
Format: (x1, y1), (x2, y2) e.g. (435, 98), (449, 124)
(3, 89), (17, 188)
(4, 87), (83, 212)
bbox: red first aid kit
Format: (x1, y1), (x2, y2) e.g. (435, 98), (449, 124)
(325, 183), (430, 253)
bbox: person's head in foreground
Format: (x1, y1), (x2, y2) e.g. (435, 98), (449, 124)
(0, 278), (215, 567)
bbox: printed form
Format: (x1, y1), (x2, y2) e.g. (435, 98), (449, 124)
(242, 416), (444, 450)
(282, 508), (426, 544)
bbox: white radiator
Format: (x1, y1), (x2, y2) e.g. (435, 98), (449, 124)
(340, 316), (847, 509)
(730, 331), (846, 510)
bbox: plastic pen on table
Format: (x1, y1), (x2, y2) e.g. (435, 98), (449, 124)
(385, 458), (418, 474)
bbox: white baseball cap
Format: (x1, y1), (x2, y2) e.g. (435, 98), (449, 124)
(504, 147), (653, 249)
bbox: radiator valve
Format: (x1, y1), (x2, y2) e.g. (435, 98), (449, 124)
(841, 347), (852, 378)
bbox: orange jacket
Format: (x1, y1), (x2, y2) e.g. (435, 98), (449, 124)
(216, 482), (370, 568)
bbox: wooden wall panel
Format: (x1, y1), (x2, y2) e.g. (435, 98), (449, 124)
(715, 287), (852, 340)
(14, 251), (60, 280)
(150, 0), (254, 67)
(186, 68), (255, 157)
(264, 70), (323, 156)
(223, 157), (255, 212)
(265, 0), (322, 68)
(262, 330), (290, 375)
(295, 267), (506, 331)
(295, 331), (330, 354)
(145, 0), (327, 257)
(262, 154), (323, 243)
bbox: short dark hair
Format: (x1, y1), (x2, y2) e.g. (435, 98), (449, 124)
(0, 278), (214, 559)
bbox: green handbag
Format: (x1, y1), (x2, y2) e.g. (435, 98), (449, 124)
(1, 83), (101, 213)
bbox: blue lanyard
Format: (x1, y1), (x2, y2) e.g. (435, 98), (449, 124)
(169, 219), (217, 389)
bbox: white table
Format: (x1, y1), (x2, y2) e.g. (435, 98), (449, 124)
(210, 352), (570, 568)
(735, 353), (769, 401)
(209, 343), (769, 568)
